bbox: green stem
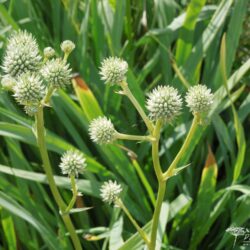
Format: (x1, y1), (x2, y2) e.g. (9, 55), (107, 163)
(116, 132), (155, 142)
(116, 199), (150, 246)
(162, 115), (199, 180)
(43, 86), (55, 105)
(120, 81), (154, 133)
(149, 181), (166, 250)
(64, 175), (78, 213)
(151, 120), (163, 181)
(149, 119), (166, 250)
(35, 107), (82, 250)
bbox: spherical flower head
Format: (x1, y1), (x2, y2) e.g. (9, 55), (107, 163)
(100, 180), (122, 205)
(61, 40), (75, 54)
(59, 149), (86, 177)
(41, 58), (72, 88)
(44, 47), (55, 59)
(99, 57), (128, 85)
(2, 30), (42, 77)
(89, 116), (117, 145)
(146, 85), (182, 122)
(185, 84), (213, 114)
(13, 72), (45, 106)
(1, 75), (16, 91)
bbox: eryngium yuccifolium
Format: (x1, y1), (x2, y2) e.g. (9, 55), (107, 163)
(24, 105), (39, 116)
(2, 30), (42, 77)
(146, 85), (182, 122)
(59, 150), (86, 177)
(1, 75), (16, 90)
(44, 47), (55, 59)
(99, 57), (128, 85)
(41, 58), (72, 88)
(61, 40), (75, 54)
(13, 73), (45, 106)
(185, 85), (213, 114)
(100, 180), (122, 204)
(89, 116), (117, 145)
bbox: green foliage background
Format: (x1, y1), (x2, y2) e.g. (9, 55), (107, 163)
(0, 0), (249, 249)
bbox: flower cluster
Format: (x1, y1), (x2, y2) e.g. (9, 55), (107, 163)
(89, 116), (117, 145)
(2, 31), (42, 78)
(185, 85), (214, 114)
(99, 57), (128, 85)
(88, 57), (214, 150)
(59, 149), (86, 177)
(100, 180), (122, 204)
(41, 58), (72, 88)
(1, 30), (75, 115)
(146, 86), (182, 122)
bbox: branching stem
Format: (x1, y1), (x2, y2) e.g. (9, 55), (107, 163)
(35, 106), (82, 250)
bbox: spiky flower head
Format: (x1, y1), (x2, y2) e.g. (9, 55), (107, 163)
(24, 105), (39, 116)
(59, 149), (86, 177)
(146, 85), (182, 122)
(41, 58), (72, 88)
(2, 30), (42, 77)
(1, 75), (16, 91)
(13, 72), (45, 107)
(185, 85), (213, 114)
(100, 180), (122, 204)
(89, 116), (117, 145)
(61, 40), (75, 54)
(99, 57), (128, 85)
(44, 47), (55, 59)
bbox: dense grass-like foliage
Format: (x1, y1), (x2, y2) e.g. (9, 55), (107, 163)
(0, 0), (249, 249)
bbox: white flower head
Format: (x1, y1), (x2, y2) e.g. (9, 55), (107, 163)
(61, 40), (75, 54)
(2, 30), (42, 77)
(99, 57), (128, 85)
(59, 149), (86, 177)
(1, 75), (16, 91)
(146, 85), (182, 122)
(44, 47), (55, 59)
(100, 180), (122, 204)
(185, 84), (213, 114)
(89, 116), (117, 145)
(41, 58), (72, 88)
(24, 105), (39, 116)
(13, 72), (45, 107)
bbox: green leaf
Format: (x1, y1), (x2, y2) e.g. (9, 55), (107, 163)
(219, 33), (246, 182)
(189, 147), (218, 249)
(109, 216), (124, 250)
(72, 77), (103, 121)
(175, 0), (206, 65)
(1, 209), (17, 250)
(0, 164), (101, 197)
(119, 194), (191, 250)
(173, 0), (234, 84)
(0, 191), (59, 250)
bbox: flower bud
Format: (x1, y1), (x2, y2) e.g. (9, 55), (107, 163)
(146, 85), (182, 122)
(24, 105), (39, 116)
(41, 58), (72, 88)
(44, 47), (55, 59)
(99, 57), (128, 85)
(59, 149), (86, 177)
(1, 75), (16, 91)
(2, 30), (42, 77)
(13, 72), (45, 107)
(89, 116), (117, 145)
(100, 180), (122, 204)
(60, 40), (75, 54)
(185, 84), (213, 114)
